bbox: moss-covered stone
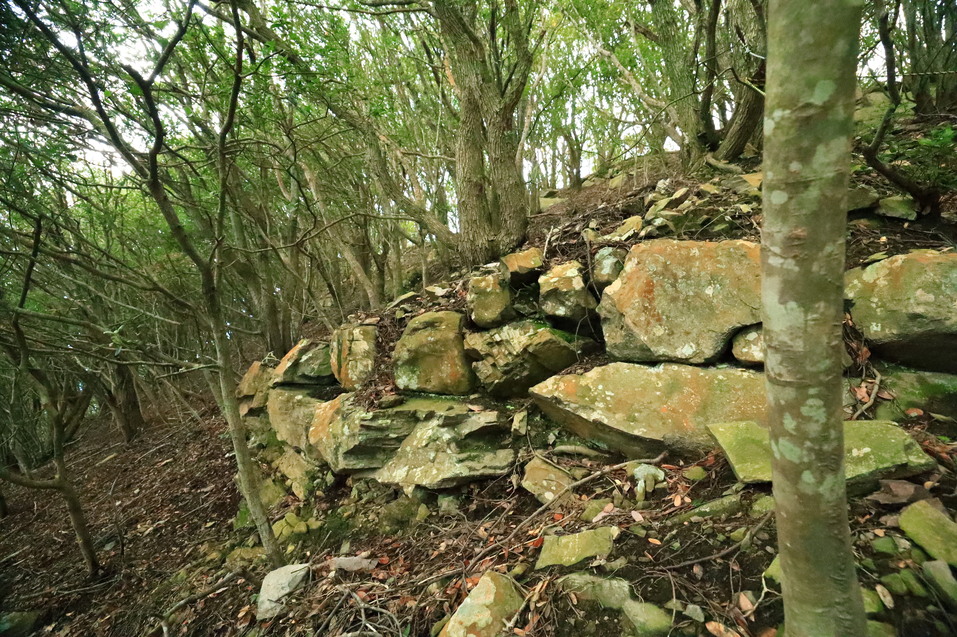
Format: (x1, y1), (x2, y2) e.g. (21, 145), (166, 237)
(671, 494), (744, 524)
(871, 365), (957, 425)
(535, 527), (620, 569)
(467, 263), (515, 329)
(899, 500), (957, 567)
(465, 321), (595, 398)
(556, 573), (671, 636)
(394, 311), (475, 396)
(845, 252), (957, 373)
(708, 420), (934, 491)
(923, 561), (957, 611)
(438, 572), (524, 637)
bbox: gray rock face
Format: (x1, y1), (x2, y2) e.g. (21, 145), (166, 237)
(467, 263), (515, 328)
(464, 321), (593, 397)
(708, 420), (934, 491)
(257, 563), (310, 620)
(309, 393), (420, 472)
(375, 404), (514, 492)
(330, 324), (377, 390)
(393, 311), (475, 395)
(591, 247), (627, 291)
(530, 362), (767, 458)
(598, 239), (761, 364)
(539, 261), (598, 322)
(845, 251), (957, 372)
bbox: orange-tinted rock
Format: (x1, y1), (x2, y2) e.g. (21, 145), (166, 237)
(530, 362), (766, 457)
(501, 247), (544, 284)
(330, 324), (377, 390)
(266, 388), (321, 450)
(598, 239), (761, 364)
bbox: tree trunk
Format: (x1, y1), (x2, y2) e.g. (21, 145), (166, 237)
(761, 1), (866, 635)
(104, 364), (146, 443)
(715, 71), (765, 161)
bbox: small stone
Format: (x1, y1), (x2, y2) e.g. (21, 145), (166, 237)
(872, 536), (900, 556)
(750, 495), (775, 516)
(861, 588), (885, 615)
(535, 527), (620, 569)
(522, 457), (574, 505)
(591, 247), (627, 290)
(257, 564), (310, 619)
(731, 325), (764, 365)
(581, 498), (614, 521)
(729, 528), (747, 543)
(876, 195), (918, 221)
(897, 568), (928, 597)
(880, 573), (909, 596)
(621, 600), (672, 636)
(683, 603), (705, 623)
(899, 499), (957, 567)
(682, 466), (707, 482)
(438, 572), (524, 637)
(764, 556), (782, 584)
(467, 263), (515, 328)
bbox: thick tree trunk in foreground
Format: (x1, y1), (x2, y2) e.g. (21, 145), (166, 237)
(762, 1), (867, 635)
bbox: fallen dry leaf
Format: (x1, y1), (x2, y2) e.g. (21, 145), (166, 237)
(705, 621), (742, 637)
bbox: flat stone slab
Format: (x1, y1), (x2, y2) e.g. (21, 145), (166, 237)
(438, 572), (523, 637)
(900, 500), (957, 567)
(708, 420), (934, 488)
(535, 527), (620, 569)
(530, 363), (766, 457)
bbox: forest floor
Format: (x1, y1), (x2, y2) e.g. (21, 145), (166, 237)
(3, 154), (957, 637)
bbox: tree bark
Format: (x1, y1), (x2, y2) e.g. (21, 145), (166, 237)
(762, 0), (867, 635)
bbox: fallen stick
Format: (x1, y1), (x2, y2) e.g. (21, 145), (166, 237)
(662, 512), (774, 570)
(466, 453), (667, 573)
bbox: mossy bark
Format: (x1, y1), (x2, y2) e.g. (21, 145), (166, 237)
(761, 1), (867, 635)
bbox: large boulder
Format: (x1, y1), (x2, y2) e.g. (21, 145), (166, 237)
(309, 394), (419, 472)
(330, 324), (378, 390)
(266, 388), (322, 450)
(271, 339), (334, 385)
(467, 263), (515, 328)
(845, 252), (957, 372)
(539, 261), (598, 322)
(394, 311), (475, 395)
(598, 239), (761, 364)
(530, 363), (766, 457)
(708, 420), (934, 492)
(464, 321), (594, 397)
(375, 403), (514, 492)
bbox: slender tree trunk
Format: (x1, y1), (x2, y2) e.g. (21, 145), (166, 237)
(715, 71), (765, 161)
(761, 1), (866, 635)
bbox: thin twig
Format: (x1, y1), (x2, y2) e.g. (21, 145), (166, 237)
(467, 453), (666, 573)
(663, 512), (773, 570)
(852, 370), (882, 420)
